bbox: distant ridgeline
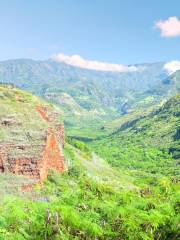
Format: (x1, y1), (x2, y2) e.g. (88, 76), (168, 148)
(0, 59), (170, 116)
(0, 82), (18, 88)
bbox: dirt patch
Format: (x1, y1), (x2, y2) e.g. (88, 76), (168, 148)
(36, 106), (50, 122)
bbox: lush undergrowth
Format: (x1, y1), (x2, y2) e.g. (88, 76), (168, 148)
(0, 143), (179, 240)
(90, 95), (180, 171)
(0, 88), (179, 239)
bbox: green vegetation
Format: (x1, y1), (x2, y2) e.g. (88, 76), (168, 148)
(0, 84), (63, 159)
(0, 173), (37, 198)
(90, 94), (180, 170)
(0, 59), (174, 137)
(0, 82), (179, 239)
(0, 143), (179, 239)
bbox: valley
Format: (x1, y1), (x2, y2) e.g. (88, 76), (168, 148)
(1, 1), (180, 239)
(0, 59), (179, 240)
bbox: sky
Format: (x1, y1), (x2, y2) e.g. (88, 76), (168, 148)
(0, 0), (180, 66)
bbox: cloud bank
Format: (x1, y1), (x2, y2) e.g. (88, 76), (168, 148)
(164, 61), (180, 74)
(155, 16), (180, 38)
(51, 53), (138, 72)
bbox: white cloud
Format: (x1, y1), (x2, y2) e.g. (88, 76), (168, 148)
(155, 16), (180, 38)
(51, 53), (138, 72)
(164, 61), (180, 74)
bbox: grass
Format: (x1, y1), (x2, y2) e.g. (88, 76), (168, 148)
(0, 86), (179, 239)
(0, 142), (179, 239)
(0, 173), (38, 199)
(0, 85), (63, 158)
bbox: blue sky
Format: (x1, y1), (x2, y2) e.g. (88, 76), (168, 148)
(0, 0), (180, 65)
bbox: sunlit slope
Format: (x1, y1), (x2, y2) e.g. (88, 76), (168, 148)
(90, 94), (180, 173)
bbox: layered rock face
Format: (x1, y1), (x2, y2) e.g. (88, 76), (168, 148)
(0, 85), (65, 182)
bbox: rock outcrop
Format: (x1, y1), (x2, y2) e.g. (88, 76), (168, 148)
(0, 85), (65, 182)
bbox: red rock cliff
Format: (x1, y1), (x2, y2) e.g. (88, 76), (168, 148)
(0, 104), (65, 182)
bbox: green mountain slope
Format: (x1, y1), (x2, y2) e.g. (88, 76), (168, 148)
(0, 60), (168, 127)
(70, 71), (180, 140)
(1, 59), (180, 140)
(112, 70), (180, 114)
(148, 70), (180, 99)
(0, 63), (179, 239)
(90, 94), (180, 173)
(0, 85), (179, 239)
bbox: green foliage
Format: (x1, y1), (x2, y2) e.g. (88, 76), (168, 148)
(1, 60), (178, 138)
(0, 85), (63, 159)
(0, 86), (179, 239)
(0, 142), (179, 239)
(90, 94), (180, 173)
(66, 137), (92, 159)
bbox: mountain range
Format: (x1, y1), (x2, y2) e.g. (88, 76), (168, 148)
(1, 59), (179, 137)
(0, 58), (179, 239)
(0, 60), (168, 114)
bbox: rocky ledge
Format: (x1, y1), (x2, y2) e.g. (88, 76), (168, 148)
(0, 85), (65, 182)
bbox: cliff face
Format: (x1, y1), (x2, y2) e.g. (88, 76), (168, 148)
(0, 85), (65, 182)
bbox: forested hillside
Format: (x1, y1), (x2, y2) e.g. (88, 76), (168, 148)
(2, 59), (180, 139)
(90, 94), (180, 171)
(0, 86), (179, 240)
(0, 63), (179, 239)
(0, 60), (167, 117)
(0, 1), (180, 239)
